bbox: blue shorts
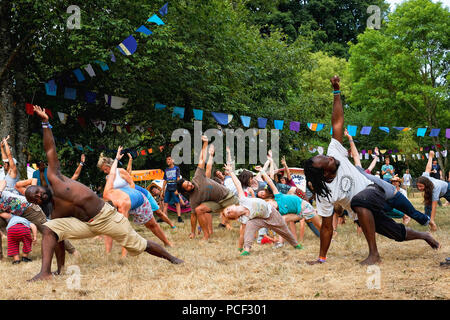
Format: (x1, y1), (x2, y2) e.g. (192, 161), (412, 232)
(164, 190), (180, 204)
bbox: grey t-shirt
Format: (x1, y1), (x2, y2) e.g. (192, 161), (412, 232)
(238, 196), (272, 224)
(422, 172), (448, 201)
(6, 215), (31, 231)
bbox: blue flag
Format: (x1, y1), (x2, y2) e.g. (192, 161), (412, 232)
(136, 25), (152, 35)
(417, 128), (427, 137)
(347, 125), (358, 137)
(172, 106), (185, 119)
(193, 109), (203, 121)
(73, 68), (85, 82)
(257, 117), (268, 129)
(148, 14), (165, 25)
(429, 128), (440, 137)
(379, 127), (390, 134)
(85, 91), (97, 103)
(274, 120), (284, 130)
(117, 35), (138, 55)
(155, 103), (166, 110)
(159, 3), (168, 16)
(240, 116), (251, 128)
(212, 112), (233, 125)
(64, 87), (76, 100)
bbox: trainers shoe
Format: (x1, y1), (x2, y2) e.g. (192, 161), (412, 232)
(178, 217), (184, 223)
(21, 257), (32, 262)
(273, 242), (284, 249)
(218, 223), (226, 228)
(294, 244), (303, 250)
(12, 260), (20, 265)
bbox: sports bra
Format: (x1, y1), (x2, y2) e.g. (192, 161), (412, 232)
(113, 168), (129, 189)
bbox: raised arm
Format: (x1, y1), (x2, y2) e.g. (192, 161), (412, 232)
(330, 76), (343, 143)
(126, 153), (133, 175)
(103, 146), (124, 197)
(71, 154), (85, 180)
(425, 151), (434, 173)
(226, 146), (235, 172)
(367, 147), (379, 173)
(256, 166), (279, 195)
(281, 156), (292, 181)
(198, 135), (209, 169)
(344, 128), (361, 167)
(1, 136), (17, 177)
(33, 105), (61, 176)
(206, 144), (215, 178)
(224, 163), (244, 198)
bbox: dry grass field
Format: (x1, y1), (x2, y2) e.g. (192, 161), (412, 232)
(0, 194), (448, 300)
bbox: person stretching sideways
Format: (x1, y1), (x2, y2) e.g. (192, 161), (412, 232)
(303, 76), (439, 265)
(25, 105), (183, 281)
(1, 136), (20, 194)
(222, 164), (302, 256)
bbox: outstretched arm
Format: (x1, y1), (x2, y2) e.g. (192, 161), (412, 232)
(1, 136), (17, 178)
(198, 135), (209, 169)
(225, 163), (245, 198)
(71, 154), (85, 180)
(126, 153), (133, 175)
(281, 156), (292, 181)
(367, 147), (379, 173)
(226, 146), (235, 172)
(330, 76), (343, 143)
(103, 146), (124, 197)
(256, 166), (279, 195)
(344, 129), (361, 167)
(425, 151), (434, 173)
(206, 144), (215, 178)
(33, 106), (61, 176)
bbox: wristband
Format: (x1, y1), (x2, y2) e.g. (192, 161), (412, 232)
(318, 256), (326, 263)
(42, 122), (53, 129)
(115, 158), (120, 161)
(333, 90), (340, 95)
(80, 162), (85, 166)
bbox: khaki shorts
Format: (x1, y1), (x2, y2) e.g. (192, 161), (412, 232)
(199, 192), (239, 213)
(44, 203), (147, 256)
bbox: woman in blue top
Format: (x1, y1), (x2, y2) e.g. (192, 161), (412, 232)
(255, 166), (322, 245)
(1, 136), (20, 194)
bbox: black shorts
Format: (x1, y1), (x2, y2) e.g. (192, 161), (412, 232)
(351, 184), (406, 242)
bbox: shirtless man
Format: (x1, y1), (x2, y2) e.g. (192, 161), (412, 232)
(25, 105), (183, 281)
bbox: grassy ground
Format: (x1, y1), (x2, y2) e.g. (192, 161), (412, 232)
(0, 194), (448, 300)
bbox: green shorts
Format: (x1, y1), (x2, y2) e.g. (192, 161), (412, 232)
(197, 192), (239, 213)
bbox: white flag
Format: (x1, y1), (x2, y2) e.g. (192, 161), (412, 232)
(84, 64), (96, 77)
(57, 112), (68, 124)
(92, 120), (106, 133)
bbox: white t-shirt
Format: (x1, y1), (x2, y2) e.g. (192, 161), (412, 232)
(402, 173), (412, 186)
(398, 187), (407, 198)
(224, 176), (238, 196)
(315, 138), (372, 220)
(237, 196), (272, 224)
(422, 172), (448, 201)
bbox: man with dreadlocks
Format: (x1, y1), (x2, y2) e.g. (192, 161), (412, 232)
(303, 76), (440, 265)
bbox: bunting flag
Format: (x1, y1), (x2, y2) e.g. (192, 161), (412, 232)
(92, 120), (106, 133)
(347, 125), (357, 137)
(147, 14), (165, 25)
(110, 50), (116, 63)
(211, 112), (233, 125)
(85, 91), (97, 103)
(429, 128), (440, 137)
(73, 68), (85, 82)
(257, 117), (268, 129)
(446, 129), (450, 139)
(240, 116), (251, 128)
(159, 3), (168, 16)
(364, 153), (369, 160)
(155, 103), (166, 110)
(317, 146), (324, 155)
(74, 143), (84, 151)
(117, 35), (138, 56)
(57, 112), (68, 124)
(379, 127), (390, 133)
(25, 103), (34, 115)
(360, 126), (372, 135)
(86, 145), (94, 152)
(172, 106), (185, 119)
(45, 81), (57, 96)
(393, 127), (410, 132)
(148, 148), (153, 154)
(136, 25), (152, 35)
(64, 87), (76, 100)
(193, 109), (203, 121)
(274, 120), (284, 130)
(307, 123), (324, 132)
(44, 109), (53, 119)
(105, 95), (128, 109)
(290, 121), (300, 132)
(417, 128), (427, 137)
(94, 60), (109, 71)
(84, 64), (96, 77)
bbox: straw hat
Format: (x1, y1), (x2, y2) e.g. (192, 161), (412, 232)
(390, 175), (402, 183)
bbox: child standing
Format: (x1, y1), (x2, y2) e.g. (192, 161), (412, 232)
(5, 213), (37, 264)
(162, 156), (183, 223)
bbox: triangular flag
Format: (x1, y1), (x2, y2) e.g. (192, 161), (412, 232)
(347, 125), (357, 137)
(240, 116), (251, 127)
(74, 143), (83, 151)
(57, 112), (68, 124)
(257, 117), (268, 129)
(94, 60), (109, 71)
(47, 79), (57, 91)
(45, 82), (57, 96)
(110, 50), (116, 63)
(172, 106), (185, 119)
(211, 112), (233, 125)
(360, 126), (372, 135)
(25, 103), (34, 115)
(148, 148), (153, 154)
(105, 95), (128, 109)
(379, 127), (390, 133)
(136, 25), (152, 35)
(429, 128), (440, 137)
(73, 68), (85, 82)
(193, 109), (203, 121)
(92, 120), (107, 133)
(117, 35), (138, 56)
(307, 123), (324, 131)
(64, 87), (76, 100)
(155, 103), (166, 110)
(317, 146), (324, 155)
(417, 128), (427, 137)
(274, 120), (284, 130)
(159, 3), (168, 16)
(289, 121), (300, 132)
(84, 64), (96, 77)
(147, 14), (165, 25)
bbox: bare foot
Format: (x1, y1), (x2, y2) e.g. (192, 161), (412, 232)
(165, 242), (173, 248)
(170, 257), (184, 264)
(424, 233), (440, 250)
(200, 236), (209, 241)
(429, 221), (437, 232)
(360, 254), (381, 265)
(189, 233), (195, 239)
(28, 272), (53, 282)
(71, 250), (81, 259)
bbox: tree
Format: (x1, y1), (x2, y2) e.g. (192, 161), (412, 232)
(348, 0), (450, 178)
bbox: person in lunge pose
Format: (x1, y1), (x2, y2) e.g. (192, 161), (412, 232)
(25, 105), (183, 281)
